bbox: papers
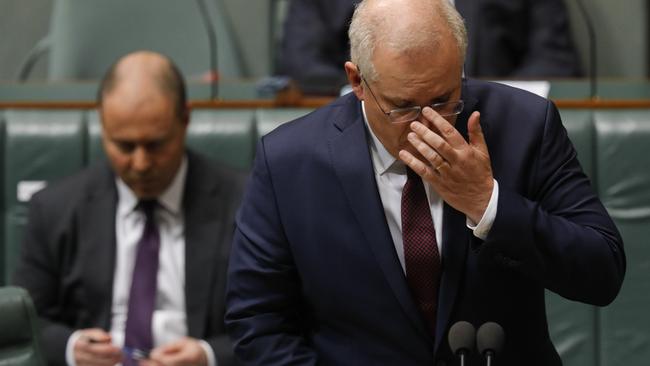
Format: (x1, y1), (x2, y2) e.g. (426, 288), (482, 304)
(17, 180), (47, 202)
(493, 80), (551, 98)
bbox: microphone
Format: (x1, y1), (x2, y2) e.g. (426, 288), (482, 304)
(448, 321), (476, 366)
(575, 0), (598, 99)
(195, 0), (219, 100)
(476, 322), (505, 366)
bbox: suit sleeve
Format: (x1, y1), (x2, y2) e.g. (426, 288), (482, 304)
(204, 335), (238, 366)
(483, 100), (625, 306)
(12, 194), (74, 366)
(204, 169), (246, 366)
(225, 140), (318, 365)
(511, 0), (582, 77)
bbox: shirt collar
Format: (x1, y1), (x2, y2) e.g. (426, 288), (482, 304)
(362, 101), (406, 176)
(116, 155), (188, 216)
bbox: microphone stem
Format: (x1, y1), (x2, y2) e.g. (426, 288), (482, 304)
(460, 353), (465, 366)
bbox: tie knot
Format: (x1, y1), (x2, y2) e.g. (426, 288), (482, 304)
(138, 200), (157, 219)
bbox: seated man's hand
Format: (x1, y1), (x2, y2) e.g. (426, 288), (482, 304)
(74, 328), (122, 366)
(143, 337), (208, 366)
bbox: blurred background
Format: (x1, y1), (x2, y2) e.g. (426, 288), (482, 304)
(0, 0), (648, 83)
(0, 0), (277, 82)
(1, 2), (650, 366)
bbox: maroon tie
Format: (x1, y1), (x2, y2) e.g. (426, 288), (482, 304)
(402, 168), (441, 336)
(124, 200), (159, 364)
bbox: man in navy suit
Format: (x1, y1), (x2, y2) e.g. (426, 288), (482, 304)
(227, 0), (624, 365)
(278, 0), (581, 93)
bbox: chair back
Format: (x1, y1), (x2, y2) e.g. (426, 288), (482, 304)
(47, 0), (246, 81)
(0, 287), (45, 366)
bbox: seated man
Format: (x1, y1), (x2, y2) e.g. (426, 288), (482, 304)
(278, 0), (582, 94)
(13, 51), (244, 366)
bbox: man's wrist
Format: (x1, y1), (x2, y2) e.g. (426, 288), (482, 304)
(467, 179), (499, 240)
(65, 330), (84, 366)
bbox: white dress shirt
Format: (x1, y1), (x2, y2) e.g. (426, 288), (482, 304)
(361, 101), (499, 272)
(66, 157), (217, 366)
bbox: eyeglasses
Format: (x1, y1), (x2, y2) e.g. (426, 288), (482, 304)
(361, 74), (464, 124)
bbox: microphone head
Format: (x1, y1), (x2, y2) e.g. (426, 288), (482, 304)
(448, 321), (476, 355)
(477, 322), (505, 356)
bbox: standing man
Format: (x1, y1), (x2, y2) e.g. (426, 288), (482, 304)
(14, 51), (244, 366)
(227, 0), (624, 365)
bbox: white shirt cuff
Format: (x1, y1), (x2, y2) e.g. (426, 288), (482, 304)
(198, 339), (217, 366)
(466, 179), (499, 240)
(65, 330), (84, 366)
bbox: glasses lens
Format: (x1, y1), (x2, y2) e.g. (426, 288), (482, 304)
(388, 107), (421, 124)
(433, 100), (464, 117)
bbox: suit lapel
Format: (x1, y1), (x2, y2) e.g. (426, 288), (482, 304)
(77, 156), (224, 336)
(78, 163), (118, 329)
(329, 96), (431, 340)
(434, 81), (480, 351)
(434, 205), (470, 351)
(183, 154), (224, 338)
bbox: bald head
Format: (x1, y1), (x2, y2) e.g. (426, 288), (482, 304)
(97, 51), (187, 120)
(97, 51), (189, 199)
(349, 0), (467, 81)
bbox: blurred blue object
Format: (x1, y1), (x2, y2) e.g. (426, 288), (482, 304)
(123, 346), (150, 361)
(256, 75), (292, 98)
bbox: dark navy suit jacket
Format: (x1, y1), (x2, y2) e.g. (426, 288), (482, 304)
(278, 0), (582, 87)
(14, 151), (245, 366)
(225, 79), (624, 365)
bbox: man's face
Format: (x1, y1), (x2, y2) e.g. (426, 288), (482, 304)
(352, 38), (463, 160)
(101, 91), (187, 199)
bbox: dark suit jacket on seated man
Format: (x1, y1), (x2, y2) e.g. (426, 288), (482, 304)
(13, 51), (244, 366)
(278, 0), (581, 93)
(226, 0), (624, 365)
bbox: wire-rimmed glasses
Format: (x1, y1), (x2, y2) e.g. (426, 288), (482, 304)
(361, 74), (464, 124)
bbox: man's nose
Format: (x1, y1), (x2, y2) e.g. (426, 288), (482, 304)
(417, 109), (435, 128)
(131, 146), (152, 172)
(418, 107), (451, 128)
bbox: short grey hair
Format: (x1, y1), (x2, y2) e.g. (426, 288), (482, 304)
(349, 0), (467, 81)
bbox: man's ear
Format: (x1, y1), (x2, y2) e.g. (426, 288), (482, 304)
(180, 107), (190, 127)
(344, 61), (364, 101)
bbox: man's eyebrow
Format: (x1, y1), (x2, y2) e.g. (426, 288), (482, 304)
(381, 86), (457, 108)
(388, 98), (411, 108)
(381, 93), (411, 108)
(429, 91), (454, 104)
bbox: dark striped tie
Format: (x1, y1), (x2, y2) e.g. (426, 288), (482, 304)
(402, 168), (441, 337)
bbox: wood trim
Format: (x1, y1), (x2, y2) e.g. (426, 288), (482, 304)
(2, 98), (650, 110)
(554, 98), (650, 109)
(0, 97), (337, 110)
(0, 101), (97, 109)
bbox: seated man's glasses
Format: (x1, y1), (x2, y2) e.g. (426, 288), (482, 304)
(360, 72), (464, 124)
